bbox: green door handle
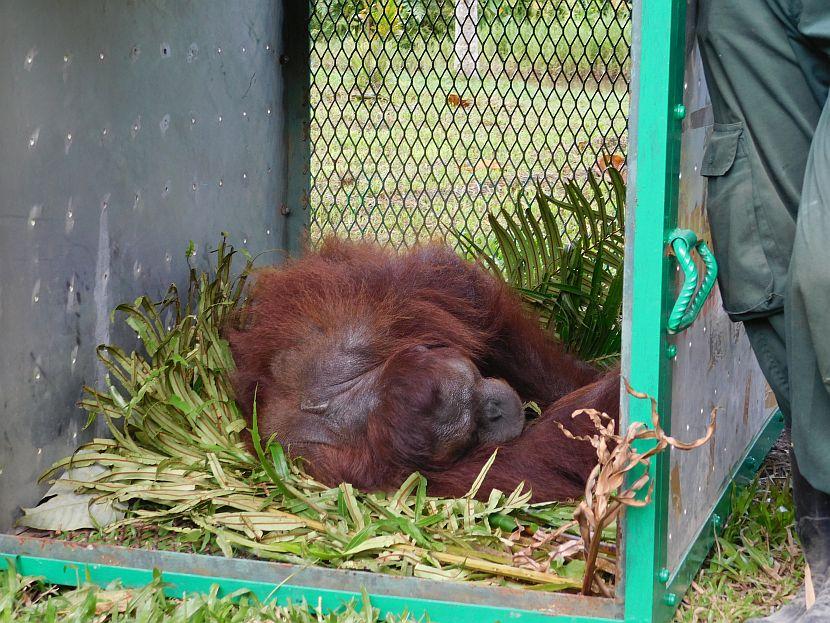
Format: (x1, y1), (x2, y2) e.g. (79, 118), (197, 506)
(667, 228), (718, 334)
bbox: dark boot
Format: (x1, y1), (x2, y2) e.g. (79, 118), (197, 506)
(791, 456), (830, 621)
(745, 454), (830, 622)
(800, 569), (830, 622)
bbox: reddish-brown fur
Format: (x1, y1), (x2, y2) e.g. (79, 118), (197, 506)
(226, 238), (619, 502)
(427, 370), (620, 501)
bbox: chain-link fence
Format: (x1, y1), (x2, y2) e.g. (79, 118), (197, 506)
(309, 0), (631, 249)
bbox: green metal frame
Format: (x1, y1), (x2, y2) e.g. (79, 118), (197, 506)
(0, 547), (619, 623)
(0, 1), (783, 621)
(622, 0), (690, 621)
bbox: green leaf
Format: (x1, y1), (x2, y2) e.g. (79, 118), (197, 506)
(268, 441), (291, 480)
(462, 169), (625, 361)
(465, 450), (498, 499)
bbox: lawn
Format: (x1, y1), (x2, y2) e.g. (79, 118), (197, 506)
(677, 436), (803, 622)
(309, 0), (630, 248)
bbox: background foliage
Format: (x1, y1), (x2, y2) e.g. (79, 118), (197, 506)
(309, 0), (630, 247)
(311, 0), (630, 79)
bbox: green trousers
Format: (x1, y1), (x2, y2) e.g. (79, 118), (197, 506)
(696, 0), (830, 492)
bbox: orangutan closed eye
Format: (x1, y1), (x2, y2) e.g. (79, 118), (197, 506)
(226, 238), (619, 502)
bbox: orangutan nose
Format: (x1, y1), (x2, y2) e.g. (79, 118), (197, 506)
(477, 378), (524, 443)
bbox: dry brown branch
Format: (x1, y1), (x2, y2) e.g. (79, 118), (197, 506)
(557, 378), (717, 595)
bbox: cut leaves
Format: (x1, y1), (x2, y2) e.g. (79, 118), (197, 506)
(30, 235), (618, 594)
(19, 492), (124, 532)
(19, 462), (126, 531)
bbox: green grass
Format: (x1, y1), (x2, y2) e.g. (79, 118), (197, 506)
(675, 443), (802, 621)
(309, 1), (630, 247)
(0, 564), (417, 622)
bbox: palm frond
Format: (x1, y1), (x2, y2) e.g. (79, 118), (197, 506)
(457, 168), (626, 365)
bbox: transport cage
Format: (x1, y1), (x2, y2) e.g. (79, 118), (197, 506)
(0, 1), (782, 622)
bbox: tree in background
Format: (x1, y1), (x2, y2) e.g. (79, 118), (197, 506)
(455, 0), (479, 77)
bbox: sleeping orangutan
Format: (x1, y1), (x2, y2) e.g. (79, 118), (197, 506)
(225, 238), (620, 502)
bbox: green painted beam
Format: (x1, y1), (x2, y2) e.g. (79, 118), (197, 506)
(0, 552), (621, 623)
(623, 0), (688, 621)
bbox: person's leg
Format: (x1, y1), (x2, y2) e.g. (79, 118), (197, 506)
(750, 2), (830, 618)
(696, 0), (830, 620)
(786, 51), (830, 621)
(744, 313), (792, 422)
(696, 0), (820, 323)
(748, 450), (830, 623)
(788, 96), (830, 502)
(792, 452), (830, 621)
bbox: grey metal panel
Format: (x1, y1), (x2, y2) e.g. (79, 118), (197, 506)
(616, 0), (642, 599)
(664, 5), (772, 571)
(0, 1), (299, 531)
(281, 0), (311, 254)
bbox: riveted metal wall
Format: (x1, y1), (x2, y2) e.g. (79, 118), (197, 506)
(0, 1), (308, 531)
(664, 1), (771, 572)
